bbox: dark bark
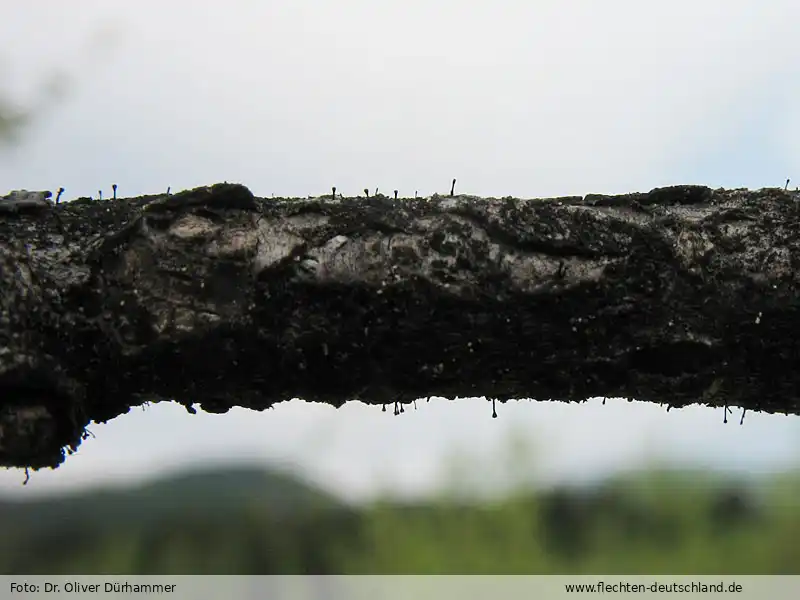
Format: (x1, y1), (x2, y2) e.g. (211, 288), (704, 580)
(1, 183), (799, 470)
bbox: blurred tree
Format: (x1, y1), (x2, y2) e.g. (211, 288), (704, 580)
(0, 66), (69, 149)
(0, 20), (119, 148)
(0, 91), (28, 146)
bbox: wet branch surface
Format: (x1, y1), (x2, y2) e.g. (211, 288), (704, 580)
(1, 183), (799, 470)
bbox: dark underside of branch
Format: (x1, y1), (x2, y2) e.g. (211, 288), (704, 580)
(1, 183), (799, 470)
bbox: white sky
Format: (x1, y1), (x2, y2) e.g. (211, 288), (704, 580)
(0, 0), (798, 501)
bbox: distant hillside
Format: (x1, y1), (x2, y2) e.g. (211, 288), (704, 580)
(0, 465), (797, 574)
(0, 464), (344, 537)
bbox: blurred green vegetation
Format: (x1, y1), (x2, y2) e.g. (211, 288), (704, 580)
(0, 461), (797, 574)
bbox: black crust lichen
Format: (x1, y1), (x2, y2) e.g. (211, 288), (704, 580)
(1, 183), (799, 469)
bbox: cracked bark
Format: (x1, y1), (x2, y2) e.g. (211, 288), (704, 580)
(1, 182), (799, 471)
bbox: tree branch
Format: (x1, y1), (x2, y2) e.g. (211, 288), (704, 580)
(1, 183), (798, 470)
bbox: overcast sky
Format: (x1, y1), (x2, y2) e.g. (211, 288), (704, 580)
(1, 0), (799, 502)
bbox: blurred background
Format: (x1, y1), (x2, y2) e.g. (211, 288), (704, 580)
(1, 0), (798, 573)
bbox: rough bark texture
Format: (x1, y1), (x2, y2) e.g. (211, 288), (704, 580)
(1, 183), (799, 470)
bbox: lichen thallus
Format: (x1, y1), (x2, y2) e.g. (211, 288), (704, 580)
(22, 428), (96, 485)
